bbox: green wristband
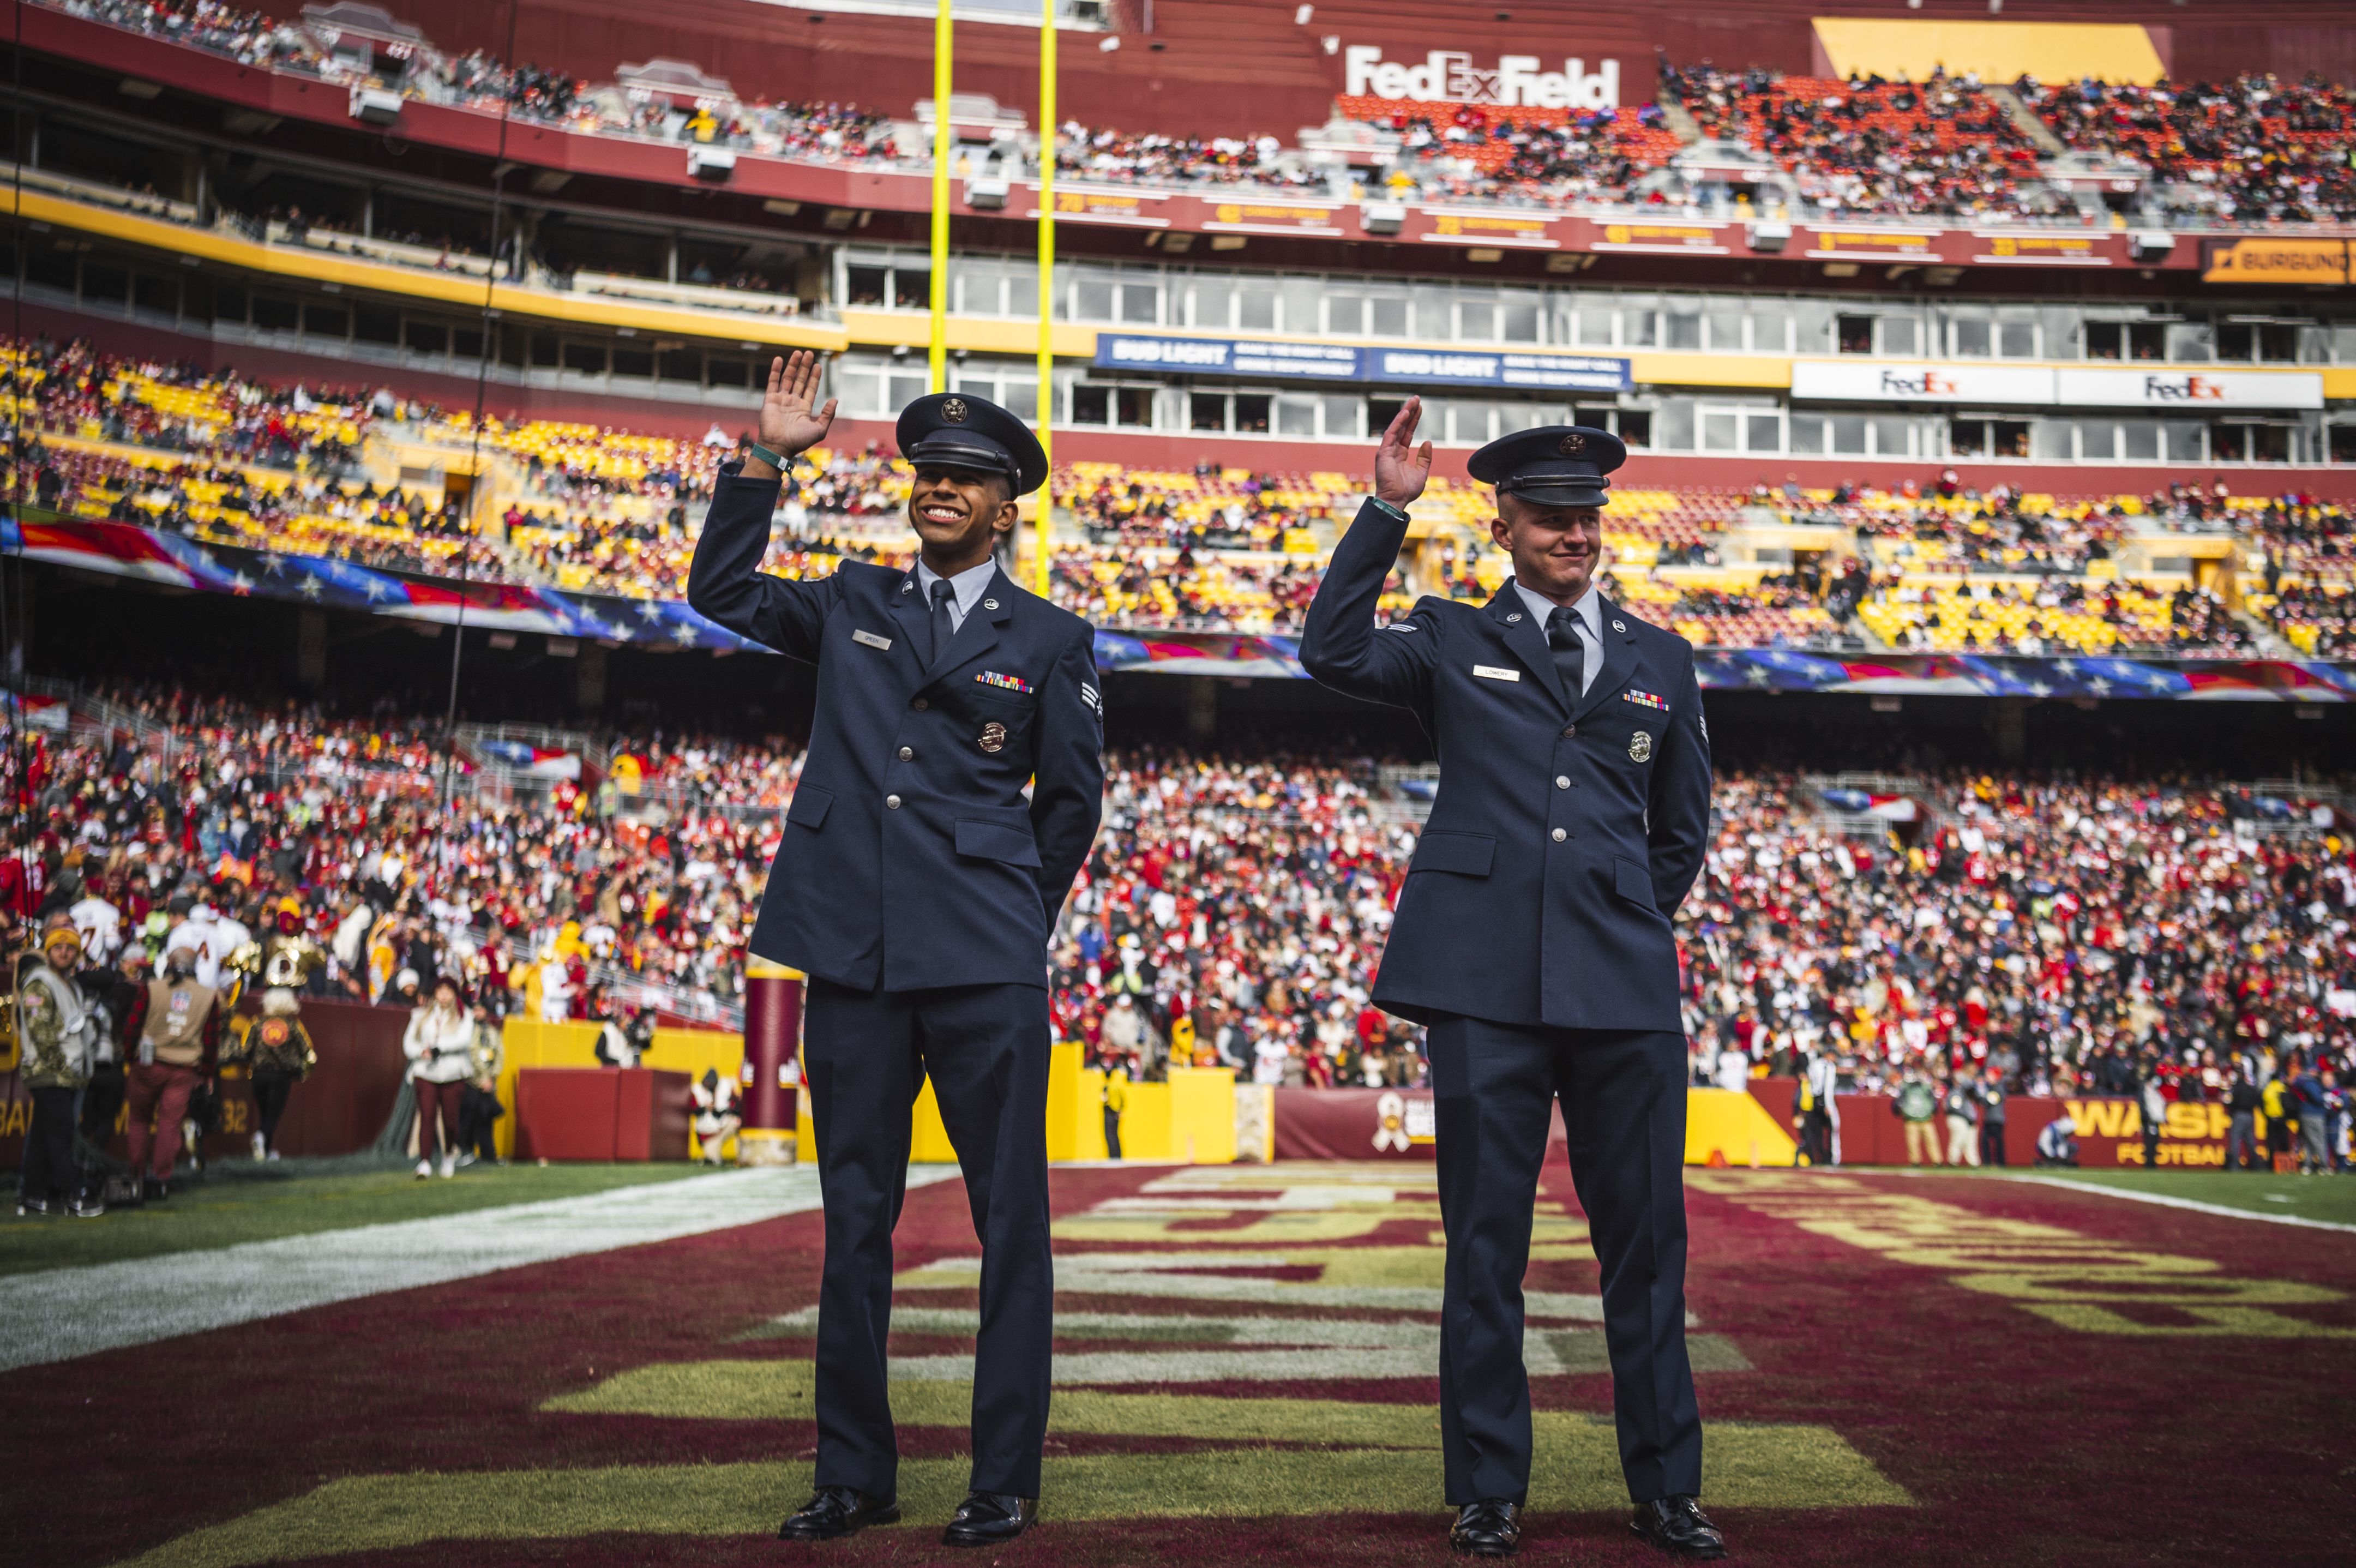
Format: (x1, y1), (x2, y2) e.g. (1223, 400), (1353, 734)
(746, 442), (788, 473)
(1367, 497), (1410, 522)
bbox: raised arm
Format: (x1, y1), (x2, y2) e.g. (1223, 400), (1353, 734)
(1299, 396), (1439, 709)
(686, 351), (843, 663)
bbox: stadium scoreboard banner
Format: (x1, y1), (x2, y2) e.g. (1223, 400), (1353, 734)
(1094, 334), (1631, 392)
(2201, 236), (2353, 286)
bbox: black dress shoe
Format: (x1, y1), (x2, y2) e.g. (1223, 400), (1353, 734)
(1631, 1496), (1726, 1559)
(942, 1491), (1037, 1547)
(778, 1486), (900, 1541)
(1450, 1498), (1522, 1557)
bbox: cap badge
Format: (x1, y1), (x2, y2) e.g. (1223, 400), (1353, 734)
(940, 396), (970, 423)
(1558, 432), (1588, 456)
(1629, 730), (1654, 763)
(977, 721), (1008, 753)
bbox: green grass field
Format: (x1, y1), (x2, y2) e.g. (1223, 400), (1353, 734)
(2006, 1166), (2356, 1227)
(0, 1162), (705, 1276)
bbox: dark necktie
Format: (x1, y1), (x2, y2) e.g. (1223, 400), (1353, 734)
(1546, 605), (1585, 705)
(928, 578), (958, 666)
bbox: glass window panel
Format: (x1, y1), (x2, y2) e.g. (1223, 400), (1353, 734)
(2084, 322), (2123, 361)
(1275, 395), (1318, 436)
(1952, 317), (1992, 358)
(1118, 281), (1159, 324)
(845, 265), (889, 305)
(1789, 413), (1827, 454)
(999, 381), (1037, 422)
(1072, 384), (1111, 425)
(1747, 309), (1789, 353)
(1445, 401), (1490, 443)
(1460, 301), (1497, 341)
(1277, 277), (1323, 334)
(1705, 310), (1744, 352)
(1234, 394), (1271, 433)
(891, 269), (930, 310)
(1115, 387), (1155, 426)
(1622, 307), (1660, 348)
(2030, 419), (2072, 461)
(887, 371), (928, 408)
(1190, 281), (1234, 329)
(1700, 409), (1739, 451)
(1412, 285), (1454, 338)
(1368, 296), (1410, 338)
(1667, 310), (1703, 351)
(1653, 399), (1694, 449)
(835, 368), (882, 413)
(1831, 414), (1868, 455)
(1236, 283), (1277, 331)
(1871, 416), (1912, 456)
(1496, 404), (1553, 434)
(1880, 317), (1920, 356)
(2167, 322), (2214, 362)
(1321, 395), (1360, 437)
(1790, 298), (1836, 352)
(1500, 298), (1541, 343)
(2078, 422), (2117, 461)
(1745, 413), (1782, 452)
(1949, 420), (1988, 458)
(1617, 409), (1651, 448)
(1326, 296), (1365, 336)
(1998, 321), (2038, 358)
(1190, 392), (1228, 431)
(2122, 420), (2161, 461)
(1576, 304), (1615, 346)
(1074, 278), (1116, 322)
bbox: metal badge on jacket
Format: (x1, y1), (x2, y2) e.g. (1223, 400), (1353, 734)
(1629, 731), (1654, 762)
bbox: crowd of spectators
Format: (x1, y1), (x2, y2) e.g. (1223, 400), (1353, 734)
(1666, 65), (2058, 219)
(2018, 72), (2356, 226)
(15, 689), (2353, 1115)
(2255, 582), (2355, 657)
(1685, 771), (2356, 1154)
(33, 1), (2356, 224)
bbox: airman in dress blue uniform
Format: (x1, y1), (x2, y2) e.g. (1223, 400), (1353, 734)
(688, 353), (1104, 1549)
(1299, 401), (1724, 1560)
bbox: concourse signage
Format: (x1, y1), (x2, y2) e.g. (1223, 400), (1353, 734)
(1792, 358), (2324, 410)
(1094, 333), (1631, 392)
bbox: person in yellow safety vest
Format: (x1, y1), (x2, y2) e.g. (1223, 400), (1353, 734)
(2261, 1073), (2294, 1170)
(1102, 1065), (1128, 1160)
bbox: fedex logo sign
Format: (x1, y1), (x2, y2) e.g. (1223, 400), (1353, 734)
(2142, 375), (2226, 402)
(1879, 369), (1960, 396)
(1343, 46), (1621, 110)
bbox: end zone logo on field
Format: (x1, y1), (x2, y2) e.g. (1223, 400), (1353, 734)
(1344, 45), (1620, 109)
(1879, 369), (1960, 397)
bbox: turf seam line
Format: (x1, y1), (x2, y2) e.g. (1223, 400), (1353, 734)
(2005, 1175), (2356, 1235)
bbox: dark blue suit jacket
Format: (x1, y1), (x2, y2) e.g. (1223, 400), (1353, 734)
(1300, 498), (1712, 1033)
(687, 462), (1104, 992)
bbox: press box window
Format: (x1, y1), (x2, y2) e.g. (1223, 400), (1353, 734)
(1072, 384), (1153, 427)
(2083, 321), (2166, 361)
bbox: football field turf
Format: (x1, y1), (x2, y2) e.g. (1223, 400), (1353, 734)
(8, 1160), (2354, 1566)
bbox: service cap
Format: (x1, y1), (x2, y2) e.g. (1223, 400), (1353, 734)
(1467, 425), (1628, 509)
(896, 392), (1048, 496)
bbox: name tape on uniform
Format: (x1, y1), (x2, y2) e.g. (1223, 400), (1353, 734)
(852, 629), (892, 651)
(977, 670), (1034, 695)
(1472, 664), (1522, 682)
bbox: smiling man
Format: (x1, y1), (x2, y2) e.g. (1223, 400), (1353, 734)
(688, 352), (1104, 1548)
(1299, 402), (1720, 1560)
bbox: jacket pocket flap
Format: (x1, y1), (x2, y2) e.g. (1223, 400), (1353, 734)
(1413, 830), (1496, 877)
(1613, 856), (1656, 909)
(955, 816), (1043, 868)
(786, 786), (833, 830)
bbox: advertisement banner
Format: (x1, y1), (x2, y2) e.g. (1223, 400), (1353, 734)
(2202, 236), (2351, 286)
(1092, 334), (1365, 380)
(2057, 1097), (2233, 1169)
(2053, 366), (2324, 411)
(1790, 359), (2056, 405)
(1366, 347), (1631, 392)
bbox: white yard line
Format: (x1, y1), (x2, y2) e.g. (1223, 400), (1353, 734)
(2005, 1174), (2356, 1235)
(0, 1167), (959, 1372)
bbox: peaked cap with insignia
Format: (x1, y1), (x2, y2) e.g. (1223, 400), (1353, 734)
(1467, 425), (1629, 509)
(895, 391), (1049, 496)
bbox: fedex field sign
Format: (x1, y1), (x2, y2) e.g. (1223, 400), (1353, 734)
(1344, 46), (1620, 110)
